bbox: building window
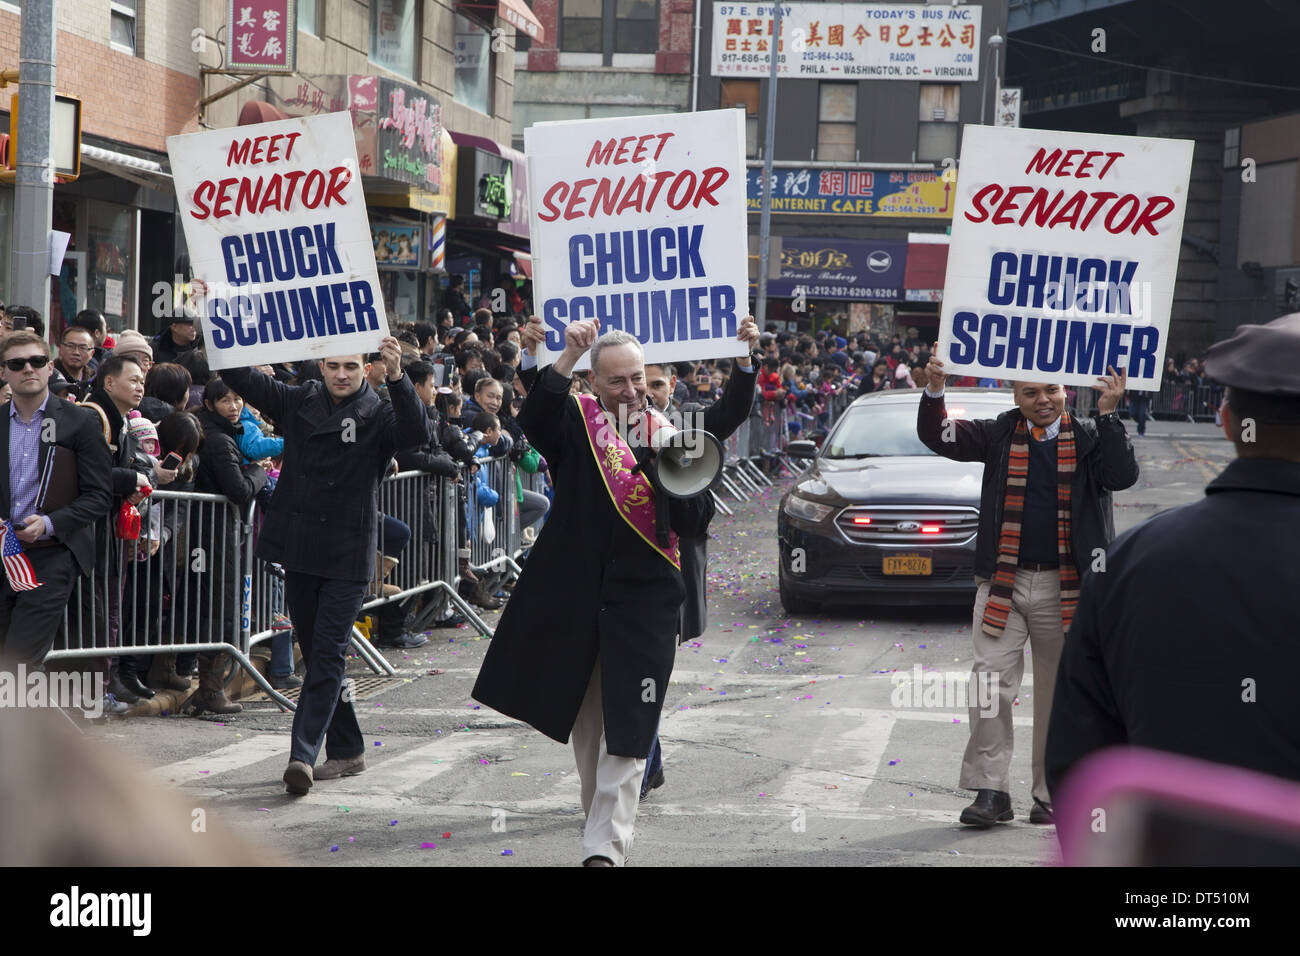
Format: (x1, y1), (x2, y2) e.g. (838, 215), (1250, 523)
(371, 0), (419, 79)
(110, 0), (137, 55)
(1224, 127), (1240, 170)
(299, 0), (320, 36)
(917, 83), (959, 163)
(561, 0), (658, 61)
(614, 0), (657, 53)
(817, 82), (856, 162)
(721, 79), (760, 159)
(455, 13), (494, 116)
(561, 0), (602, 53)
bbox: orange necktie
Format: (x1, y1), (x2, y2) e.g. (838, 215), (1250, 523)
(1031, 426), (1046, 441)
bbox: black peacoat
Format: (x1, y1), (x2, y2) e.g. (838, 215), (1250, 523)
(1046, 457), (1300, 794)
(471, 366), (710, 757)
(219, 367), (430, 583)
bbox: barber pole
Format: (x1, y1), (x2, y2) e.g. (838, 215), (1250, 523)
(430, 215), (446, 273)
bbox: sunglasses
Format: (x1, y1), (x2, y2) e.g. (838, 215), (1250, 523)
(5, 355), (50, 371)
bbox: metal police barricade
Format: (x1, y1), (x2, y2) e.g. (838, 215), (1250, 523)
(717, 421), (754, 505)
(465, 454), (524, 579)
(47, 488), (287, 708)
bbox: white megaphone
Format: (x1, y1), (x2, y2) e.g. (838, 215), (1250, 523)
(648, 426), (725, 499)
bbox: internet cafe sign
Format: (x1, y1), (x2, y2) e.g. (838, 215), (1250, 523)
(268, 74), (442, 190)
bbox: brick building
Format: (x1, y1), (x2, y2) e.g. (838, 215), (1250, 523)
(0, 0), (202, 334)
(511, 0), (697, 149)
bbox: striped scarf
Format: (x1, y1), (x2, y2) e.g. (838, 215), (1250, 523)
(980, 412), (1081, 638)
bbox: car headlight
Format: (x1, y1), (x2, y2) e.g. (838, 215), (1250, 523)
(784, 494), (835, 523)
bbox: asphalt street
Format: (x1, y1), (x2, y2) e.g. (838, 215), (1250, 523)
(84, 416), (1234, 866)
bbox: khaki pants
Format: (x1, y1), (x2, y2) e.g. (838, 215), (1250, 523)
(571, 656), (645, 866)
(960, 570), (1065, 804)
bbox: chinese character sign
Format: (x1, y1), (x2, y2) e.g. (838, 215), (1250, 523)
(747, 166), (955, 218)
(227, 0), (296, 72)
(167, 112), (390, 370)
(996, 87), (1022, 129)
(936, 125), (1194, 390)
(712, 3), (981, 79)
(526, 110), (751, 371)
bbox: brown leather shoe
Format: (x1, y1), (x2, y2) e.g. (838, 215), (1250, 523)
(314, 753), (366, 780)
(283, 760), (313, 795)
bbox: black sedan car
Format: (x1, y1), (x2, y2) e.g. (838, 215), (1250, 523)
(777, 388), (1015, 613)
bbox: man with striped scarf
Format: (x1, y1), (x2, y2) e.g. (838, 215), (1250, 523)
(918, 356), (1137, 827)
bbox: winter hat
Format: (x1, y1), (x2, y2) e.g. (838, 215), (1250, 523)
(126, 410), (158, 452)
(112, 330), (153, 360)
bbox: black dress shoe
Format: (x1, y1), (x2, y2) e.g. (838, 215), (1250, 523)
(120, 672), (156, 700)
(959, 789), (1013, 827)
(269, 673), (304, 690)
(1029, 798), (1055, 825)
(639, 768), (665, 801)
(107, 671), (142, 705)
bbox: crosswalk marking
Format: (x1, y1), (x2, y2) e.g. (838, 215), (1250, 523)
(151, 734), (288, 784)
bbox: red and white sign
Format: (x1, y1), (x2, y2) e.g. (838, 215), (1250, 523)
(167, 112), (389, 370)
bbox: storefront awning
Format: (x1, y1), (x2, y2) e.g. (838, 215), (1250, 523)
(498, 0), (544, 42)
(903, 233), (948, 303)
(500, 246), (532, 278)
(79, 144), (173, 193)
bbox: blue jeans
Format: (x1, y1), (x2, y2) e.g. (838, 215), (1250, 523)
(1130, 394), (1151, 435)
(270, 630), (294, 678)
(641, 721), (663, 793)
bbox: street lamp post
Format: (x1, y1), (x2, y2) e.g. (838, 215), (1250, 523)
(980, 32), (1004, 125)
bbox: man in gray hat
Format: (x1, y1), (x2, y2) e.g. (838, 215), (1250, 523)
(1046, 312), (1300, 795)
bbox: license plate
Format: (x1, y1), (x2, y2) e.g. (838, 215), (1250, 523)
(883, 554), (932, 575)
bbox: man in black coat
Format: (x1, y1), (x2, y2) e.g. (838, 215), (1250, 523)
(152, 316), (199, 366)
(472, 319), (711, 866)
(0, 331), (112, 667)
(1047, 313), (1300, 799)
(918, 355), (1137, 827)
(221, 337), (430, 796)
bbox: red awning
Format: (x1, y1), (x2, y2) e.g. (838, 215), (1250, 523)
(238, 100), (291, 126)
(903, 234), (949, 303)
(499, 246), (532, 277)
(498, 0), (544, 42)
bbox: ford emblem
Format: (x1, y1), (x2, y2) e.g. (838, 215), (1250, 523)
(896, 521), (922, 532)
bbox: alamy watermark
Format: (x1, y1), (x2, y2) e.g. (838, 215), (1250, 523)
(890, 665), (1000, 718)
(0, 665), (105, 719)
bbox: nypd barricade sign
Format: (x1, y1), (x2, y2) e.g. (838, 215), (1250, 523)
(936, 125), (1194, 391)
(527, 110), (750, 372)
(167, 112), (389, 371)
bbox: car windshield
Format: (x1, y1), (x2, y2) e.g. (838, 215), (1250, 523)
(822, 400), (1012, 459)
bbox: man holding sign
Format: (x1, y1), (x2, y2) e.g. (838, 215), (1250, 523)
(173, 114), (428, 794)
(472, 318), (713, 866)
(917, 356), (1137, 827)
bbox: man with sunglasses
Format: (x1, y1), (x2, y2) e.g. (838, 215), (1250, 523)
(0, 332), (113, 665)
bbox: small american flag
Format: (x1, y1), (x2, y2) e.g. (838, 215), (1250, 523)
(1, 520), (43, 591)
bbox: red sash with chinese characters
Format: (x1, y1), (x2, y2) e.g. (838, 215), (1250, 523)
(575, 393), (680, 570)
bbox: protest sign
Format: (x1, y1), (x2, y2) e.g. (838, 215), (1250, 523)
(936, 125), (1194, 390)
(526, 110), (750, 372)
(167, 112), (388, 370)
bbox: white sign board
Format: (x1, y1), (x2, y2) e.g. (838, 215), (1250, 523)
(711, 2), (981, 80)
(167, 112), (388, 371)
(527, 110), (750, 372)
(936, 125), (1194, 391)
